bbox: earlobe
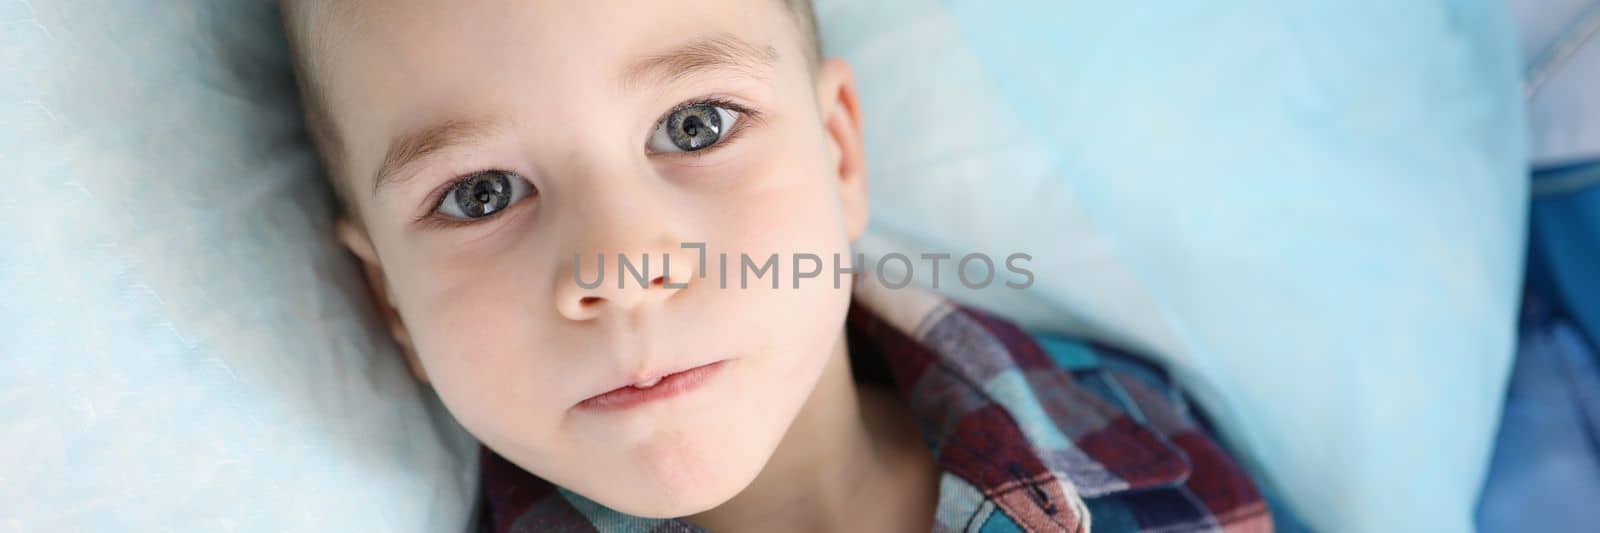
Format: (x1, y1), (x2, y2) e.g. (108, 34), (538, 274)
(334, 218), (431, 385)
(335, 218), (380, 265)
(815, 59), (871, 241)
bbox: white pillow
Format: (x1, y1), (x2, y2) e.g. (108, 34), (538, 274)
(1, 2), (477, 530)
(820, 0), (1527, 531)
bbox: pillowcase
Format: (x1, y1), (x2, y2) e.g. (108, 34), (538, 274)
(1, 2), (477, 530)
(1512, 0), (1600, 166)
(818, 0), (1527, 531)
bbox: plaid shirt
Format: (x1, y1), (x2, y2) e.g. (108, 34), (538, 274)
(479, 283), (1272, 532)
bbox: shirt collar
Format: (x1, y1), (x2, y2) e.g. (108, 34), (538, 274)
(845, 281), (1192, 531)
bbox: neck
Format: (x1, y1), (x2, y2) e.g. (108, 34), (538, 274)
(685, 332), (938, 532)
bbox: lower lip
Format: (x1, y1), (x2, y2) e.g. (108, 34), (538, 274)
(577, 360), (727, 411)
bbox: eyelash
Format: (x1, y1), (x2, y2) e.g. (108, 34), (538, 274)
(413, 182), (524, 231)
(413, 96), (763, 231)
(648, 96), (761, 159)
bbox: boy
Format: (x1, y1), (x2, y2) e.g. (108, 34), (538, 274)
(280, 1), (1272, 531)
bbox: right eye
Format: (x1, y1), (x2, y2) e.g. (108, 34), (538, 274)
(436, 170), (536, 220)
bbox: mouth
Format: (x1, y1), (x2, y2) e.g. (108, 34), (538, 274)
(576, 360), (728, 411)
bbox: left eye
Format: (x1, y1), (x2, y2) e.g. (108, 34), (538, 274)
(648, 104), (740, 153)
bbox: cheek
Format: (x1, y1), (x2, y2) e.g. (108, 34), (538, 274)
(708, 121), (848, 252)
(385, 242), (570, 433)
(695, 124), (855, 381)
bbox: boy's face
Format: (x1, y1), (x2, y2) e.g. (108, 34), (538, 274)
(316, 0), (867, 518)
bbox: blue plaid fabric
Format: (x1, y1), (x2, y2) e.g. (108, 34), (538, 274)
(479, 285), (1271, 532)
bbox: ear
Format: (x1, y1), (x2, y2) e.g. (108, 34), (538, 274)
(814, 58), (870, 241)
(336, 218), (430, 385)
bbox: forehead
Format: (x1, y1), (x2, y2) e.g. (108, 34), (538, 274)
(315, 0), (806, 178)
(325, 0), (797, 82)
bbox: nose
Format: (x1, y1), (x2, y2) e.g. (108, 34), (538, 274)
(553, 178), (695, 322)
(557, 241), (694, 321)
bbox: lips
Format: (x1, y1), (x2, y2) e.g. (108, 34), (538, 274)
(576, 360), (727, 411)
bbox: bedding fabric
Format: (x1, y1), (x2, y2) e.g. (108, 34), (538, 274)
(820, 1), (1527, 531)
(1, 2), (478, 530)
(1, 0), (1529, 531)
(1476, 220), (1600, 533)
(1512, 0), (1600, 166)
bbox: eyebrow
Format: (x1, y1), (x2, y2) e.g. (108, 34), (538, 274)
(620, 33), (780, 91)
(372, 118), (501, 195)
(371, 35), (778, 196)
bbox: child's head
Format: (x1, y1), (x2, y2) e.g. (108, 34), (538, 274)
(281, 0), (869, 518)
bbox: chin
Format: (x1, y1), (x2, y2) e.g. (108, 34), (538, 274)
(594, 465), (749, 519)
(606, 489), (730, 519)
(590, 435), (771, 519)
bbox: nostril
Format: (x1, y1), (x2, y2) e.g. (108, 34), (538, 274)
(579, 296), (602, 306)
